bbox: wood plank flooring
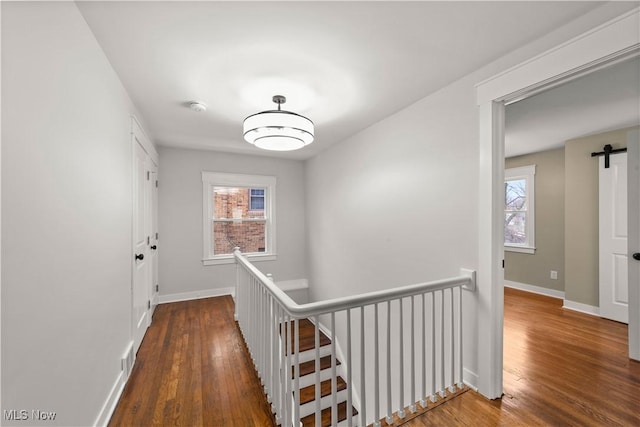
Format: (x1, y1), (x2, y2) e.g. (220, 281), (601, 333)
(108, 296), (276, 427)
(401, 288), (640, 426)
(109, 289), (640, 426)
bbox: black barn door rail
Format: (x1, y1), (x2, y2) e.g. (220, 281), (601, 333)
(591, 144), (627, 168)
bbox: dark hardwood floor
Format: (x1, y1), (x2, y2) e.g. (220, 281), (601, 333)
(403, 288), (640, 426)
(109, 289), (640, 426)
(108, 296), (276, 427)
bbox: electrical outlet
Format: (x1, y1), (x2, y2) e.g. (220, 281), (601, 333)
(550, 270), (558, 280)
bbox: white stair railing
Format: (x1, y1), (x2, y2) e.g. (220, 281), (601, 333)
(233, 248), (476, 427)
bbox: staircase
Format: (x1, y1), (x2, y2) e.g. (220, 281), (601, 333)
(283, 319), (358, 427)
(235, 249), (474, 427)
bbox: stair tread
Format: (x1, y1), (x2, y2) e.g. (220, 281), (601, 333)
(280, 319), (331, 354)
(292, 355), (341, 379)
(300, 401), (358, 427)
(298, 377), (347, 405)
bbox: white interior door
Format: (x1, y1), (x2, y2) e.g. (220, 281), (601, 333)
(599, 153), (628, 324)
(132, 135), (151, 354)
(628, 130), (639, 360)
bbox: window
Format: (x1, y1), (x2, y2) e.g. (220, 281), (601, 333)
(250, 188), (265, 211)
(505, 165), (535, 254)
(202, 172), (276, 265)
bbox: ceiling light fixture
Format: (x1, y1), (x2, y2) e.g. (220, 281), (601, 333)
(243, 95), (314, 151)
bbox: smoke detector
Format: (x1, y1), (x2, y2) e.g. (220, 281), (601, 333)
(189, 101), (207, 113)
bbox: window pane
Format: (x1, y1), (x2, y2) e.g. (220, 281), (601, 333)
(505, 179), (526, 210)
(250, 188), (265, 211)
(212, 186), (266, 255)
(213, 220), (266, 255)
(213, 187), (265, 219)
(505, 212), (527, 244)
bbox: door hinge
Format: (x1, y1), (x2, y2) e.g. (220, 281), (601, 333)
(502, 259), (505, 268)
(156, 284), (159, 292)
(147, 236), (150, 245)
(147, 171), (150, 180)
(155, 232), (159, 240)
(147, 300), (151, 310)
(155, 180), (158, 188)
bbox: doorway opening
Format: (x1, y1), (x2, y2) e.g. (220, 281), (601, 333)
(475, 8), (640, 399)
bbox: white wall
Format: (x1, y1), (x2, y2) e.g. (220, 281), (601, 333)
(306, 66), (481, 419)
(1, 2), (142, 425)
(158, 147), (307, 298)
(304, 2), (635, 421)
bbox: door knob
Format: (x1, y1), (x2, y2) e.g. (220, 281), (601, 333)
(633, 253), (640, 261)
(135, 253), (144, 261)
(150, 245), (157, 250)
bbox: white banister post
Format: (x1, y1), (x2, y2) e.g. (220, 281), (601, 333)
(263, 290), (268, 386)
(314, 316), (321, 427)
(439, 290), (445, 398)
(375, 303), (381, 427)
(410, 295), (416, 413)
(384, 301), (391, 425)
(458, 286), (464, 388)
(346, 309), (353, 427)
(285, 315), (292, 427)
(259, 286), (264, 380)
(360, 307), (367, 427)
(398, 298), (405, 418)
(276, 305), (284, 424)
(331, 313), (337, 426)
(262, 293), (275, 403)
(421, 293), (427, 408)
(430, 293), (436, 402)
(294, 318), (300, 427)
(234, 249), (239, 321)
(449, 287), (456, 393)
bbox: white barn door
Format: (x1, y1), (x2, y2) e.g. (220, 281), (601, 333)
(599, 153), (628, 324)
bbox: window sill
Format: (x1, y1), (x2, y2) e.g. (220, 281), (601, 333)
(202, 253), (277, 266)
(504, 245), (535, 254)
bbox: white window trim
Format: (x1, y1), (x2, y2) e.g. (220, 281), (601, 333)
(202, 172), (277, 266)
(504, 165), (536, 254)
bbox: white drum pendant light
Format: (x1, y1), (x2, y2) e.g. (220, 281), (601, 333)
(243, 95), (314, 151)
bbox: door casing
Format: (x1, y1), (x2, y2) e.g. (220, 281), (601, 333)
(476, 9), (640, 398)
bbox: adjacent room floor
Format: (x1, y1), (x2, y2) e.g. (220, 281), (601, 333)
(402, 287), (640, 426)
(108, 288), (640, 426)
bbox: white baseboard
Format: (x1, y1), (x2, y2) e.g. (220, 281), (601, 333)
(562, 300), (600, 317)
(157, 281), (307, 305)
(158, 287), (234, 304)
(463, 368), (478, 392)
(504, 280), (565, 299)
(276, 278), (309, 292)
(93, 371), (125, 427)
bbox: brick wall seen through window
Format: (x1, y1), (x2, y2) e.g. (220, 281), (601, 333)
(213, 187), (266, 255)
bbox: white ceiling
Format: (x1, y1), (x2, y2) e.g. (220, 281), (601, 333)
(77, 1), (612, 160)
(505, 57), (640, 158)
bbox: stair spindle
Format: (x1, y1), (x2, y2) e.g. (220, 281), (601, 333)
(314, 316), (321, 427)
(399, 298), (405, 418)
(346, 309), (353, 427)
(294, 318), (300, 426)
